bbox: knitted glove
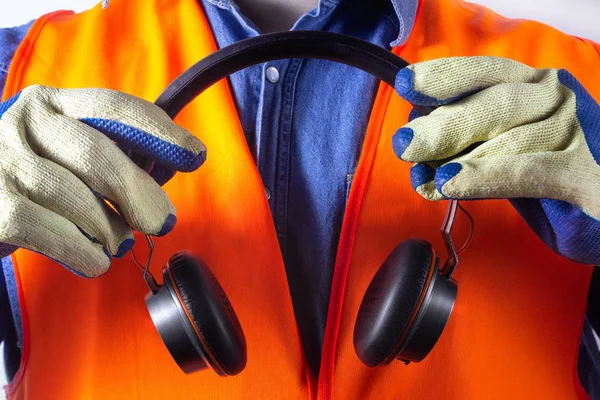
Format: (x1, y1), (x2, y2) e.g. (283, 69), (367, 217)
(393, 56), (600, 264)
(0, 85), (206, 277)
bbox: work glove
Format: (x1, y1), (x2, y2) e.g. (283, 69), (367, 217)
(0, 85), (206, 277)
(393, 56), (600, 264)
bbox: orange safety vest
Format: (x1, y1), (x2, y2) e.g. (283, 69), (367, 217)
(3, 0), (599, 399)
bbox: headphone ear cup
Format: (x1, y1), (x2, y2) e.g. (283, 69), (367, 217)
(146, 251), (247, 376)
(354, 239), (437, 367)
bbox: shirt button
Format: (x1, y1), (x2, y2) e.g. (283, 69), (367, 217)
(264, 187), (271, 200)
(266, 66), (280, 83)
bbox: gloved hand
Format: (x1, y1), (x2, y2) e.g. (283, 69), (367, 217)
(393, 56), (600, 264)
(0, 85), (206, 277)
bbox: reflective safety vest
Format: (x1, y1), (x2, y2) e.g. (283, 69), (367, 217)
(4, 0), (599, 398)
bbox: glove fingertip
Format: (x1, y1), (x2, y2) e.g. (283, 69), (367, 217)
(392, 127), (414, 159)
(395, 68), (441, 106)
(156, 214), (177, 237)
(434, 162), (462, 197)
(395, 68), (416, 97)
(410, 163), (435, 190)
(114, 238), (135, 258)
(173, 147), (207, 173)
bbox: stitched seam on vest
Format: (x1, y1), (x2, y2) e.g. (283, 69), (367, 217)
(316, 19), (422, 399)
(317, 83), (394, 400)
(192, 2), (315, 393)
(193, 0), (315, 391)
(317, 12), (422, 399)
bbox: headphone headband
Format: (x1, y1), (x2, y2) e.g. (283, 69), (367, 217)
(155, 31), (412, 119)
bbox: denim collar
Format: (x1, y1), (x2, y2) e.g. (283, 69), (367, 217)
(204, 0), (419, 47)
(101, 0), (418, 47)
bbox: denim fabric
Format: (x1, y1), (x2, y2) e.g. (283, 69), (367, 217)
(0, 21), (33, 93)
(201, 0), (410, 377)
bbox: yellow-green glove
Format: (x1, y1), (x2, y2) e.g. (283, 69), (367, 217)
(0, 85), (206, 277)
(393, 56), (600, 264)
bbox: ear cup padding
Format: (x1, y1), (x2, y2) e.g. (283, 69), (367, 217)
(354, 238), (436, 367)
(167, 251), (247, 376)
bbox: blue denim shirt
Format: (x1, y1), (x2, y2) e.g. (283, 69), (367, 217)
(0, 0), (598, 394)
(199, 0), (416, 377)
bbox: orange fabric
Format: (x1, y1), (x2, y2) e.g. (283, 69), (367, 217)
(2, 0), (597, 399)
(322, 1), (599, 399)
(4, 1), (308, 398)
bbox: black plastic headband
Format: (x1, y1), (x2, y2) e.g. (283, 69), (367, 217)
(130, 31), (434, 172)
(155, 30), (414, 119)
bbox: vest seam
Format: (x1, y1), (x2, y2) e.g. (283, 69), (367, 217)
(192, 1), (314, 392)
(315, 6), (423, 396)
(316, 82), (395, 400)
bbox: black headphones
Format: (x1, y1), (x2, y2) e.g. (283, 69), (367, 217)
(129, 31), (472, 376)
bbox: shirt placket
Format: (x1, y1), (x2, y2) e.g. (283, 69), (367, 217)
(256, 58), (303, 254)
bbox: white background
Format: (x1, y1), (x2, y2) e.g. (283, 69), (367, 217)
(1, 0), (599, 397)
(1, 0), (600, 41)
